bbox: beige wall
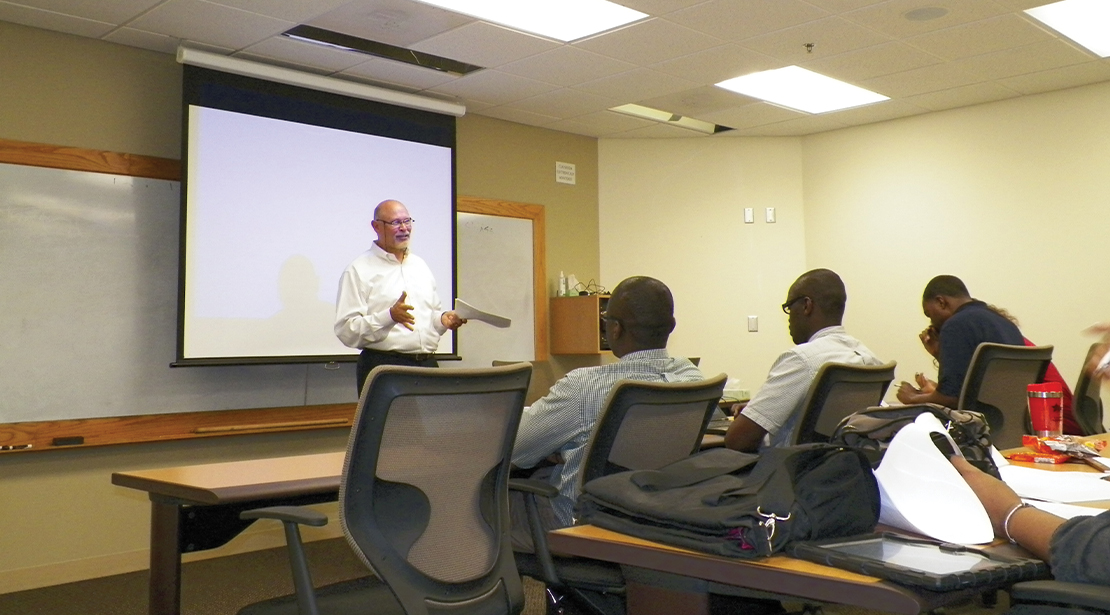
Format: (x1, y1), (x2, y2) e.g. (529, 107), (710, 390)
(0, 22), (599, 593)
(599, 82), (1110, 412)
(803, 82), (1110, 399)
(598, 138), (807, 390)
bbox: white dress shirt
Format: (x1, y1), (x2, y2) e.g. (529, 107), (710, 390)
(334, 243), (447, 353)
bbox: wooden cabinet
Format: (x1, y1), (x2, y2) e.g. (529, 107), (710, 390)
(550, 295), (610, 355)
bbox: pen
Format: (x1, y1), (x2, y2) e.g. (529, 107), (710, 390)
(0, 444), (33, 451)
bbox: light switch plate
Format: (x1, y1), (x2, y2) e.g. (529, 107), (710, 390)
(765, 207), (776, 223)
(747, 315), (758, 332)
(744, 208), (754, 224)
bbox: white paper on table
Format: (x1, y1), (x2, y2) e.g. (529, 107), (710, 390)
(874, 413), (995, 544)
(1025, 499), (1100, 520)
(999, 464), (1110, 503)
(454, 299), (511, 328)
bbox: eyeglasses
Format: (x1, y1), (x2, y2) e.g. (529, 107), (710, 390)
(600, 310), (621, 326)
(376, 217), (415, 228)
(781, 296), (808, 314)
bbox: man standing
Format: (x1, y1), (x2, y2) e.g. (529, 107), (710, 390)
(335, 199), (465, 394)
(725, 269), (883, 452)
(511, 276), (703, 545)
(897, 275), (1023, 408)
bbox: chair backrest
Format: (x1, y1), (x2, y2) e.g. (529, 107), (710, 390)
(957, 343), (1052, 449)
(579, 373), (727, 486)
(492, 359), (558, 406)
(1073, 343), (1106, 436)
(339, 364), (532, 615)
(789, 361), (897, 445)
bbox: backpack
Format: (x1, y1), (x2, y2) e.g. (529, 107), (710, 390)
(576, 444), (880, 558)
(828, 404), (1001, 478)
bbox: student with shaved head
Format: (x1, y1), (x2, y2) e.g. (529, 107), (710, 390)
(725, 269), (883, 453)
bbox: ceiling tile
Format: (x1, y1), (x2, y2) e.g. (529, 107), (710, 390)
(411, 20), (559, 68)
(573, 18), (725, 66)
(1, 0), (160, 24)
(739, 16), (891, 63)
(904, 81), (1022, 111)
(426, 69), (558, 105)
(573, 68), (698, 102)
(665, 0), (829, 42)
(636, 85), (751, 118)
(906, 13), (1055, 61)
(613, 0), (708, 18)
(207, 0), (352, 24)
(498, 46), (636, 87)
(726, 113), (848, 136)
(237, 35), (368, 73)
(507, 88), (621, 118)
(652, 44), (779, 84)
(863, 61), (983, 97)
(474, 106), (561, 126)
(699, 101), (805, 129)
(103, 26), (182, 54)
(130, 0), (294, 49)
(801, 0), (886, 11)
(610, 122), (706, 138)
(339, 55), (458, 89)
(952, 39), (1097, 81)
(843, 0), (1009, 38)
(547, 110), (656, 135)
(824, 98), (930, 127)
(800, 41), (942, 82)
(1000, 61), (1110, 95)
(0, 3), (115, 38)
(306, 0), (473, 48)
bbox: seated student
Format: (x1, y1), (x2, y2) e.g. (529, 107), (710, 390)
(898, 275), (1025, 408)
(509, 276), (703, 550)
(725, 268), (883, 452)
(911, 303), (1081, 434)
(950, 455), (1109, 585)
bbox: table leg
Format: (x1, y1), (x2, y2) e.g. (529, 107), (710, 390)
(626, 580), (709, 615)
(148, 498), (183, 615)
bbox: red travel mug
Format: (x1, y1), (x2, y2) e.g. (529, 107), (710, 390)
(1027, 382), (1064, 437)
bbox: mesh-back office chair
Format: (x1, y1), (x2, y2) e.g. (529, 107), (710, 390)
(1010, 580), (1110, 615)
(513, 373), (727, 615)
(237, 363), (532, 615)
(493, 359), (558, 406)
(788, 361), (897, 445)
(1074, 344), (1106, 436)
(957, 343), (1052, 450)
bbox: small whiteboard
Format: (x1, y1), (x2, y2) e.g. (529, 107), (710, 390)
(455, 212), (536, 367)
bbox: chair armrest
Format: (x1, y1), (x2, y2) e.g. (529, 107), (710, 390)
(240, 505), (329, 527)
(509, 478), (558, 499)
(1012, 580), (1110, 610)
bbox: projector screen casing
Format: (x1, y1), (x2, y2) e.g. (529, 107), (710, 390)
(177, 65), (457, 366)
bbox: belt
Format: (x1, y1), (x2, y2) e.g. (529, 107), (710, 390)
(365, 348), (434, 362)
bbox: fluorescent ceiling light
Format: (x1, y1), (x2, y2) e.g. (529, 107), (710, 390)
(1025, 0), (1110, 58)
(715, 66), (888, 115)
(609, 104), (732, 135)
(414, 0), (647, 42)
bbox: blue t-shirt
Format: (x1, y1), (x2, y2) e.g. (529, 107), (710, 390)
(937, 301), (1024, 398)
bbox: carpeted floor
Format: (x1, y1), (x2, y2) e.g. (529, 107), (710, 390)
(0, 538), (1010, 615)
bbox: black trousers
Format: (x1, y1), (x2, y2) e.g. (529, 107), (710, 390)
(356, 348), (438, 395)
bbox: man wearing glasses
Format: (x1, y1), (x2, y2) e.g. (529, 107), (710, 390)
(724, 268), (882, 452)
(335, 199), (466, 394)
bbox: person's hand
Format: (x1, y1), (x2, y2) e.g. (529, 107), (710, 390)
(389, 292), (415, 330)
(441, 311), (467, 330)
(950, 456), (1022, 536)
(914, 372), (937, 394)
(1083, 322), (1110, 342)
(896, 381), (921, 404)
(919, 326), (940, 358)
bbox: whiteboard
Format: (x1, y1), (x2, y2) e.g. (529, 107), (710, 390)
(454, 212), (536, 368)
(0, 163), (352, 424)
(0, 163), (542, 424)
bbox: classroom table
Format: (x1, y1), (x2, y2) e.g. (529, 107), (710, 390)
(112, 452), (346, 615)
